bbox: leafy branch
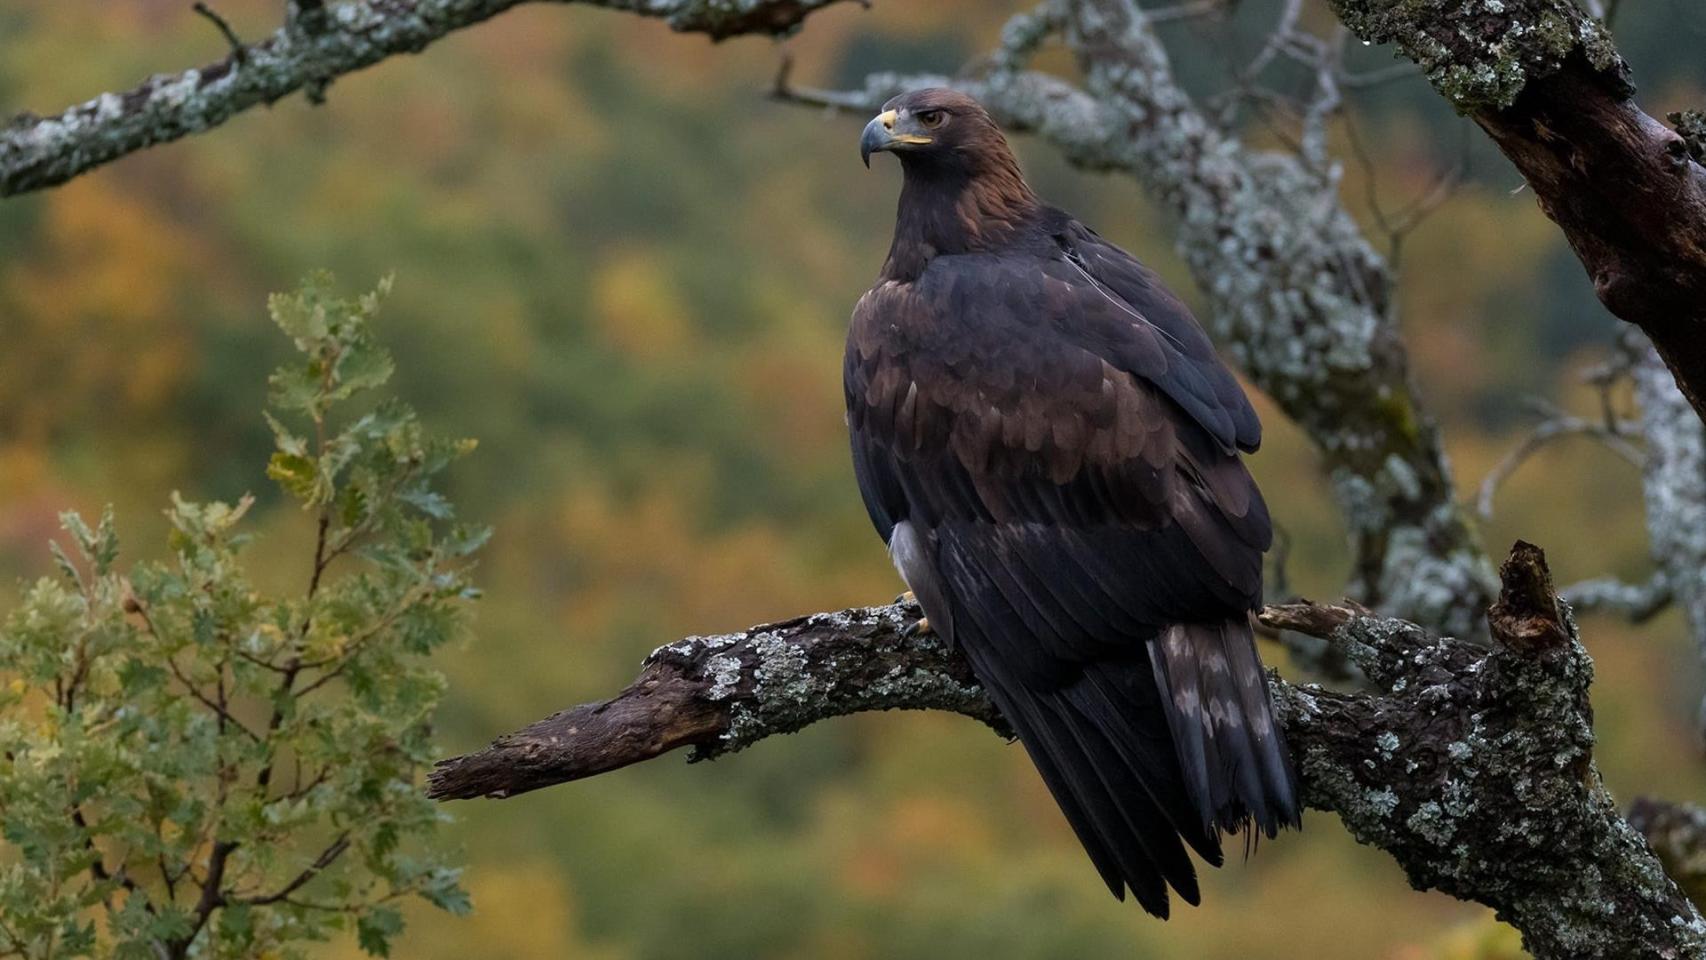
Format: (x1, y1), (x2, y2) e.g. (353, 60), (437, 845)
(0, 275), (482, 959)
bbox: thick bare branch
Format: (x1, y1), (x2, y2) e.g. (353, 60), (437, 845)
(431, 543), (1706, 959)
(0, 0), (852, 197)
(778, 0), (1496, 638)
(1323, 0), (1706, 422)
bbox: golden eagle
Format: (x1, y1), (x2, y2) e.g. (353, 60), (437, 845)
(848, 88), (1300, 917)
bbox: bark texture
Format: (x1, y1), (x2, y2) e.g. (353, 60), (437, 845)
(431, 543), (1706, 960)
(1634, 797), (1706, 912)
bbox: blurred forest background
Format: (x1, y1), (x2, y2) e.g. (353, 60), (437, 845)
(4, 0), (1706, 956)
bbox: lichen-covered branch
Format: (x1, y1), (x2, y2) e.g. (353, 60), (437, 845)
(1281, 544), (1704, 959)
(424, 603), (1006, 798)
(1628, 333), (1706, 738)
(1632, 797), (1706, 911)
(1324, 0), (1706, 421)
(1474, 329), (1706, 739)
(0, 0), (851, 196)
(431, 542), (1706, 959)
(777, 0), (1495, 637)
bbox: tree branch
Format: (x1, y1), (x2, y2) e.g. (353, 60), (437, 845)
(1323, 0), (1706, 422)
(0, 0), (853, 197)
(1476, 399), (1643, 521)
(239, 833), (350, 907)
(427, 602), (1006, 797)
(1627, 332), (1706, 741)
(1563, 573), (1673, 622)
(192, 3), (249, 65)
(1632, 797), (1706, 910)
(431, 542), (1706, 959)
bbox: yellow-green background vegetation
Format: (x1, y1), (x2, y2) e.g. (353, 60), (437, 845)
(4, 1), (1705, 956)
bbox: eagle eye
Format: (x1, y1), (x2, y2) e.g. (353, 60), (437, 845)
(916, 109), (947, 129)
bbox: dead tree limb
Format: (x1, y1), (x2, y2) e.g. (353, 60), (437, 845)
(427, 603), (1006, 797)
(0, 0), (851, 197)
(431, 542), (1706, 960)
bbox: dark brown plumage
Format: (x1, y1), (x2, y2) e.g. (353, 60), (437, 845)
(847, 88), (1300, 917)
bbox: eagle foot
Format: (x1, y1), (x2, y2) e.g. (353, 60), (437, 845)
(903, 616), (932, 638)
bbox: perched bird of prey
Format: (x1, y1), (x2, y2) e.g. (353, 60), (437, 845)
(847, 88), (1300, 916)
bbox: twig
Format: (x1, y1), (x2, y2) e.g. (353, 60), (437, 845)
(1299, 25), (1347, 170)
(71, 806), (151, 911)
(1337, 78), (1467, 266)
(232, 647), (291, 674)
(239, 834), (351, 906)
(1339, 63), (1421, 89)
(1241, 0), (1304, 81)
(191, 3), (247, 65)
(769, 62), (890, 112)
(1477, 406), (1645, 520)
(1144, 0), (1224, 24)
(165, 658), (264, 744)
(292, 581), (433, 690)
(1563, 575), (1673, 623)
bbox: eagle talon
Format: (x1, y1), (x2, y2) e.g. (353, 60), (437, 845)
(903, 616), (932, 638)
(895, 590), (917, 607)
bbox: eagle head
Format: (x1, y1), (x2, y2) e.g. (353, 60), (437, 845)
(859, 88), (1010, 171)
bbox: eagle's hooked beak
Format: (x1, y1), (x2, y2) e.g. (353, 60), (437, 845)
(860, 109), (932, 168)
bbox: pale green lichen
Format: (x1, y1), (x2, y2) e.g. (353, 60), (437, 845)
(1670, 111), (1706, 163)
(692, 606), (1002, 760)
(1408, 801), (1457, 845)
(1327, 0), (1632, 113)
(705, 653), (742, 700)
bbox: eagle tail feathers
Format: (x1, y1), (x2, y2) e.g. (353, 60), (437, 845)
(1149, 620), (1301, 840)
(959, 637), (1224, 917)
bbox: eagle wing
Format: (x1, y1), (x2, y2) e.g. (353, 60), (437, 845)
(845, 221), (1294, 915)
